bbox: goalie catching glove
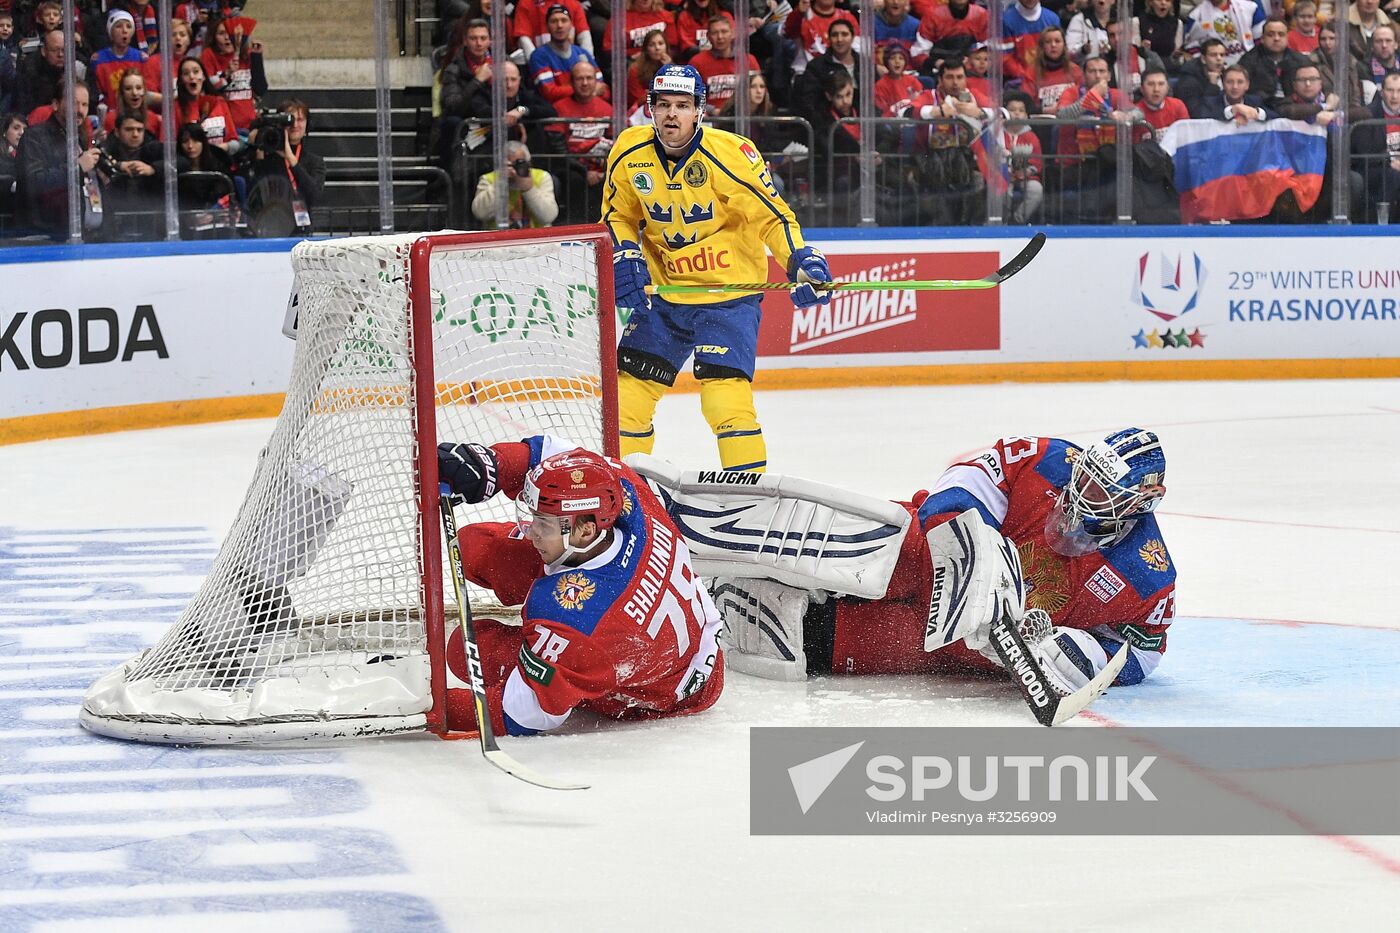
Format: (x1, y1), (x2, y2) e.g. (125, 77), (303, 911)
(437, 442), (499, 503)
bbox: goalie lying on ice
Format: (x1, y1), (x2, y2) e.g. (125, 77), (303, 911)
(634, 429), (1175, 692)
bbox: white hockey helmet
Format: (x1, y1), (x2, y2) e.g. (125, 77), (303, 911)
(1045, 428), (1166, 556)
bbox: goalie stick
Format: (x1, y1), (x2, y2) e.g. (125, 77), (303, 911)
(646, 232), (1046, 296)
(984, 609), (1131, 727)
(439, 494), (589, 791)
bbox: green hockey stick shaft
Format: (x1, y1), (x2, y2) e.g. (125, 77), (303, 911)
(648, 279), (998, 294)
(644, 231), (1047, 297)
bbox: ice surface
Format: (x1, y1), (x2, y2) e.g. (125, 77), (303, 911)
(2, 379), (1398, 931)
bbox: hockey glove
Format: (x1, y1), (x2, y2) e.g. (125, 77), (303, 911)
(787, 246), (831, 310)
(614, 241), (652, 318)
(437, 442), (499, 503)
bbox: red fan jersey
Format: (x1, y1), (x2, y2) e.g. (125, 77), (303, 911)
(874, 72), (924, 116)
(605, 8), (673, 55)
(670, 8), (734, 55)
(171, 95), (237, 148)
(830, 436), (1175, 686)
(512, 0), (590, 51)
(913, 3), (988, 52)
(1023, 62), (1082, 114)
(783, 7), (858, 71)
(689, 50), (760, 111)
(554, 93), (613, 157)
(450, 435), (725, 736)
(200, 43), (256, 131)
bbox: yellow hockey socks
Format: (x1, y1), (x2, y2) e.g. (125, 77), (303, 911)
(617, 371), (668, 458)
(700, 377), (766, 472)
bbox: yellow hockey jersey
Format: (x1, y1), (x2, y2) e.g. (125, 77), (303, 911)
(601, 124), (807, 305)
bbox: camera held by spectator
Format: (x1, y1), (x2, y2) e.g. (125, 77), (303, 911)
(245, 98), (325, 237)
(249, 108), (295, 154)
(471, 139), (559, 229)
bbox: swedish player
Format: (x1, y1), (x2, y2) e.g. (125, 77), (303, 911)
(602, 64), (831, 473)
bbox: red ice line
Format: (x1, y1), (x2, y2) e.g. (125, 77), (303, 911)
(1080, 709), (1400, 878)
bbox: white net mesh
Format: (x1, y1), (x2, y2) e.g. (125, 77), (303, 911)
(81, 231), (609, 743)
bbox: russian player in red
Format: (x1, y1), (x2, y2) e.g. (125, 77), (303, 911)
(715, 428), (1175, 692)
(437, 435), (725, 736)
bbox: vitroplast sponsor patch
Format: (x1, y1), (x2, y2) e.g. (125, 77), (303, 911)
(757, 251), (1000, 357)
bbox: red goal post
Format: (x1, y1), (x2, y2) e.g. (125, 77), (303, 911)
(80, 226), (617, 744)
(411, 226), (618, 735)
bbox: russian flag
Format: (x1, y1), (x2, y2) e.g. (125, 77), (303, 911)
(973, 123), (1011, 196)
(1157, 118), (1328, 223)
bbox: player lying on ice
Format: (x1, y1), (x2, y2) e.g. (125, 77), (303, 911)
(629, 428), (1175, 702)
(436, 436), (724, 736)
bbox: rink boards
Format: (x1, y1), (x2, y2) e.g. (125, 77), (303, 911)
(3, 226), (1399, 444)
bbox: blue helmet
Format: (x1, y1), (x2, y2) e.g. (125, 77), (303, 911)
(648, 64), (707, 115)
(1049, 428), (1167, 554)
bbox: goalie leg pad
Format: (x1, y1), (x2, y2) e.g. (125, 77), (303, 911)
(711, 577), (813, 681)
(923, 510), (1026, 653)
(627, 454), (911, 599)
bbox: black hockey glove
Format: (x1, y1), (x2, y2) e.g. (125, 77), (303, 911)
(437, 442), (499, 503)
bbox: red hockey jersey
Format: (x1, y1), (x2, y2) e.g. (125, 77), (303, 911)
(914, 435), (1176, 683)
(455, 435), (725, 735)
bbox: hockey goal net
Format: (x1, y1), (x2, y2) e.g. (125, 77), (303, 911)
(80, 227), (616, 744)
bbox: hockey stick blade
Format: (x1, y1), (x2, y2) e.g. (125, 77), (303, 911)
(439, 495), (589, 791)
(484, 749), (590, 791)
(985, 231), (1046, 285)
(1049, 640), (1130, 727)
(985, 611), (1126, 727)
(646, 232), (1047, 296)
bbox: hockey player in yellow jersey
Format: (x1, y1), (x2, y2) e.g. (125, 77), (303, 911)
(603, 64), (831, 473)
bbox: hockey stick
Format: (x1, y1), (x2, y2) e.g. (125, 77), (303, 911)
(439, 494), (589, 790)
(985, 610), (1130, 727)
(645, 232), (1046, 296)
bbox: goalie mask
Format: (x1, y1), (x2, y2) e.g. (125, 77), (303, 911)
(1045, 428), (1166, 557)
(516, 449), (624, 562)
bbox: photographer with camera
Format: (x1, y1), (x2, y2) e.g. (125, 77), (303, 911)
(17, 81), (105, 239)
(245, 98), (324, 237)
(470, 139), (558, 229)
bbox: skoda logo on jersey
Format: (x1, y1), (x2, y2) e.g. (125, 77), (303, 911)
(1132, 250), (1206, 322)
(684, 161), (708, 188)
(633, 171), (654, 195)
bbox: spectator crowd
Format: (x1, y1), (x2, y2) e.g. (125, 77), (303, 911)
(431, 0), (1400, 226)
(0, 2), (324, 240)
